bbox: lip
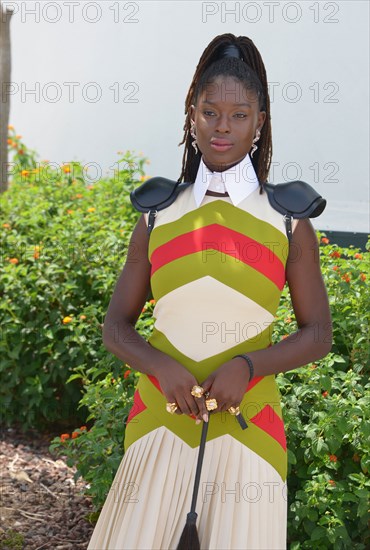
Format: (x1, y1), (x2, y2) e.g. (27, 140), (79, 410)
(210, 138), (233, 152)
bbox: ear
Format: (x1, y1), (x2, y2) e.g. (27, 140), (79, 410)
(189, 103), (196, 122)
(257, 110), (266, 131)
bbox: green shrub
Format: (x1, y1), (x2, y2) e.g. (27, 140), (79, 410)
(49, 300), (155, 507)
(1, 129), (147, 427)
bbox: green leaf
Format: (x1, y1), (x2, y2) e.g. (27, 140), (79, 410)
(320, 375), (332, 392)
(311, 526), (326, 541)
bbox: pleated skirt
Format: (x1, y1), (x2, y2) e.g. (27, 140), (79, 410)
(87, 426), (287, 550)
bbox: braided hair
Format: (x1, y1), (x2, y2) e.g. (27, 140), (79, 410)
(178, 33), (272, 189)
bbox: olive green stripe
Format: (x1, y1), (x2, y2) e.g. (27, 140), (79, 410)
(148, 326), (272, 381)
(149, 200), (287, 264)
(151, 251), (281, 316)
(124, 375), (287, 480)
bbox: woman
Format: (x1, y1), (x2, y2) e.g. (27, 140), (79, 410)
(88, 33), (332, 549)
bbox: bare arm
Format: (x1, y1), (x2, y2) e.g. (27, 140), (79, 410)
(102, 214), (208, 420)
(201, 219), (333, 412)
(245, 218), (333, 374)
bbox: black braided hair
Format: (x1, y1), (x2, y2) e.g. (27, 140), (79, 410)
(178, 33), (272, 190)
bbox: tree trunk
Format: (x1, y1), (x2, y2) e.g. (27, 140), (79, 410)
(0, 1), (13, 193)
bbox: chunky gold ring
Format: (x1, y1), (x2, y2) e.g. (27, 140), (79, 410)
(205, 398), (218, 411)
(228, 406), (240, 416)
(166, 402), (178, 414)
(191, 385), (205, 398)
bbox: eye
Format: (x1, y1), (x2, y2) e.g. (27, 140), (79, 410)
(203, 110), (216, 117)
(234, 113), (247, 118)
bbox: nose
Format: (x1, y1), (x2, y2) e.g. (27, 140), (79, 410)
(215, 113), (231, 133)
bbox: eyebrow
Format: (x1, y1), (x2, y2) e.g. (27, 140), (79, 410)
(201, 99), (252, 108)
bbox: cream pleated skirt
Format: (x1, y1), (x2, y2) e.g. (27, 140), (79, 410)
(88, 427), (287, 550)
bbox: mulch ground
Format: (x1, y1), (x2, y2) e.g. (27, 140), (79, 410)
(0, 426), (95, 549)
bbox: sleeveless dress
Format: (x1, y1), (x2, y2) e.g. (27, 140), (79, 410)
(88, 184), (290, 550)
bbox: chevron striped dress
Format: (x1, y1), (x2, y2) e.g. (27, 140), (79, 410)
(88, 185), (289, 550)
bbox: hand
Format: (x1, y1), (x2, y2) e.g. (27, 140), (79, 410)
(201, 358), (251, 413)
(155, 360), (209, 422)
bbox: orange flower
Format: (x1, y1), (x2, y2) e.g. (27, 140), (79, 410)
(33, 252), (40, 259)
(74, 193), (83, 199)
(7, 138), (12, 145)
(124, 370), (131, 379)
(21, 170), (30, 177)
(8, 124), (14, 130)
(310, 364), (317, 369)
(360, 273), (366, 282)
(86, 185), (94, 190)
(354, 253), (363, 260)
(80, 426), (87, 431)
(281, 334), (289, 340)
(330, 251), (341, 259)
(321, 237), (329, 244)
(67, 209), (74, 214)
(62, 316), (73, 324)
(62, 165), (71, 173)
(60, 433), (70, 442)
(9, 258), (19, 264)
(329, 454), (337, 462)
(15, 134), (22, 139)
(3, 223), (11, 229)
(87, 207), (96, 213)
(341, 273), (351, 283)
(80, 315), (87, 320)
(322, 391), (328, 397)
(71, 431), (79, 439)
(18, 149), (24, 155)
(328, 479), (336, 486)
(333, 265), (340, 271)
(142, 307), (146, 313)
(149, 299), (156, 305)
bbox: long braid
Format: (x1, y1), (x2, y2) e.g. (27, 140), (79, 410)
(178, 34), (272, 189)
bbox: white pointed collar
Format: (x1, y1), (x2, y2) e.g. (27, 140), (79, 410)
(193, 153), (260, 207)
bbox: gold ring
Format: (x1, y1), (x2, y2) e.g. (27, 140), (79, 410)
(205, 398), (218, 411)
(191, 385), (204, 398)
(166, 402), (178, 414)
(228, 406), (240, 416)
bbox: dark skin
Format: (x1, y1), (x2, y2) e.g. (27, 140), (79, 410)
(102, 75), (332, 422)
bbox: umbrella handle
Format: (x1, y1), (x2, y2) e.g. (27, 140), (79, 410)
(189, 415), (210, 515)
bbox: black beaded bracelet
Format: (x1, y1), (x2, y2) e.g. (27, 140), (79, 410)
(233, 354), (254, 382)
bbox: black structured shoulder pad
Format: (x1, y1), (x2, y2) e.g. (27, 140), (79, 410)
(130, 176), (192, 212)
(264, 180), (326, 218)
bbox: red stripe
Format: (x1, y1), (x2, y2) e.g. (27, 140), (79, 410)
(126, 390), (147, 424)
(246, 375), (264, 392)
(151, 224), (285, 290)
(148, 374), (162, 393)
(250, 404), (287, 451)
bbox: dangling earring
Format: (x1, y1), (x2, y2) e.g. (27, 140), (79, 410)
(190, 119), (198, 155)
(250, 128), (261, 158)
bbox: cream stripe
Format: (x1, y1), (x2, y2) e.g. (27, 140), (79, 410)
(143, 186), (298, 237)
(152, 275), (274, 362)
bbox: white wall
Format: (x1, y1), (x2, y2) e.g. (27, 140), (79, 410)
(5, 0), (369, 232)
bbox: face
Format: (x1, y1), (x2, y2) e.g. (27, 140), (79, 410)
(190, 75), (266, 173)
